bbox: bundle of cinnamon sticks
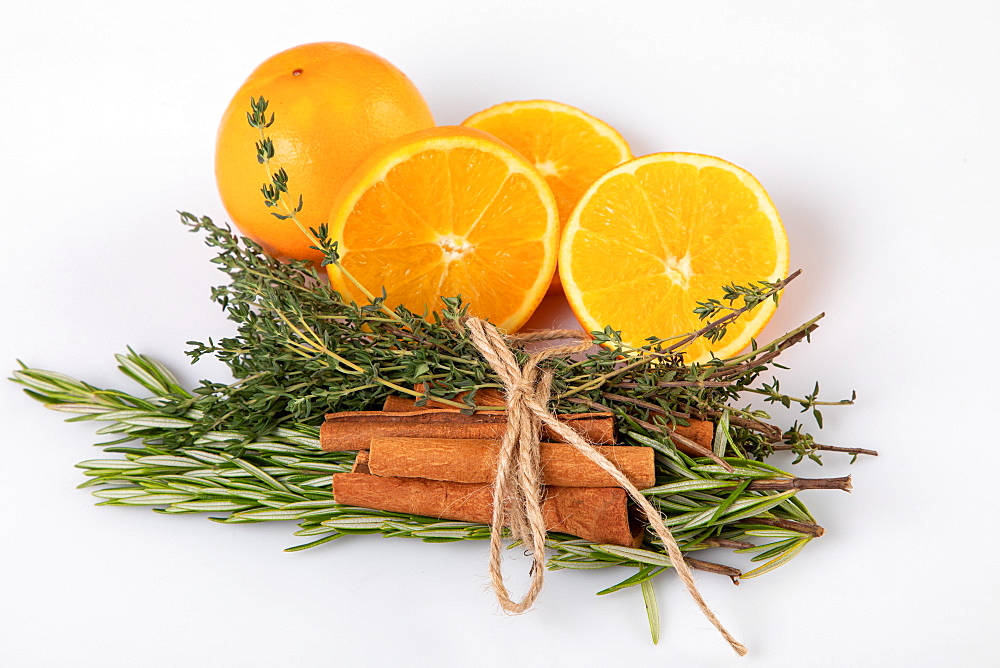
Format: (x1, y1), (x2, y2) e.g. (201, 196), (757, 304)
(325, 390), (716, 547)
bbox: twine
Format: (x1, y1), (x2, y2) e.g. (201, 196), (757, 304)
(465, 317), (747, 657)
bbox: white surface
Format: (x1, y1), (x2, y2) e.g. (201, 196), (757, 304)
(2, 2), (998, 666)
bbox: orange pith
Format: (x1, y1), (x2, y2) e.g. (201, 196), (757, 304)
(215, 42), (434, 262)
(326, 126), (559, 332)
(559, 153), (789, 362)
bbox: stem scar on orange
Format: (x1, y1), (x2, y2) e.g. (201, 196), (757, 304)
(215, 42), (435, 263)
(559, 153), (790, 362)
(325, 126), (559, 332)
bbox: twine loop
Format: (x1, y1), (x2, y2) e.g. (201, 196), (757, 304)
(464, 316), (747, 656)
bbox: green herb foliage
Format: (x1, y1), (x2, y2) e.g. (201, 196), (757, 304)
(10, 97), (869, 640)
(11, 215), (863, 585)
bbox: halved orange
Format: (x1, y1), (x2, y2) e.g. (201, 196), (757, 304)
(325, 126), (559, 332)
(462, 100), (632, 228)
(559, 153), (789, 362)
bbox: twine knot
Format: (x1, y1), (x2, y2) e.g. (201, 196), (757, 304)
(464, 316), (747, 656)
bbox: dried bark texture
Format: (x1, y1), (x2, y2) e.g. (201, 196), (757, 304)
(351, 449), (371, 474)
(385, 393), (714, 455)
(669, 418), (715, 454)
(332, 472), (641, 547)
(367, 436), (655, 489)
(409, 383), (507, 408)
(321, 409), (616, 451)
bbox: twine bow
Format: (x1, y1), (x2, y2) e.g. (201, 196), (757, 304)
(465, 317), (747, 657)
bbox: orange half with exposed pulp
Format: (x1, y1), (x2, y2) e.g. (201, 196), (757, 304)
(559, 153), (789, 362)
(326, 126), (559, 332)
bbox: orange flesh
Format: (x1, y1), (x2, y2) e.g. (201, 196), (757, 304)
(560, 154), (788, 362)
(329, 129), (558, 332)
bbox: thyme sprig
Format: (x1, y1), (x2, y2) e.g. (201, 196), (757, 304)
(249, 95), (306, 229)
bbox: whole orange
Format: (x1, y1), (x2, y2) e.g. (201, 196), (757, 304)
(215, 42), (435, 262)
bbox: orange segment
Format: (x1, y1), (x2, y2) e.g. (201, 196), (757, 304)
(559, 153), (789, 362)
(326, 126), (559, 332)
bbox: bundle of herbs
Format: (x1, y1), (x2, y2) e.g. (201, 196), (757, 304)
(11, 211), (872, 643)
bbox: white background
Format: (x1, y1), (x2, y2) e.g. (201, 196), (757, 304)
(2, 2), (998, 666)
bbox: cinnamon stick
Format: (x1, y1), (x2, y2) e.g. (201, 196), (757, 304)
(321, 409), (616, 451)
(381, 394), (506, 412)
(411, 383), (506, 408)
(669, 419), (714, 454)
(351, 449), (371, 474)
(332, 472), (641, 547)
(385, 393), (714, 455)
(367, 436), (656, 489)
(382, 395), (434, 412)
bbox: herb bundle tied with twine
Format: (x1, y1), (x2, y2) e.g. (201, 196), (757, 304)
(11, 97), (874, 652)
(12, 213), (873, 652)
